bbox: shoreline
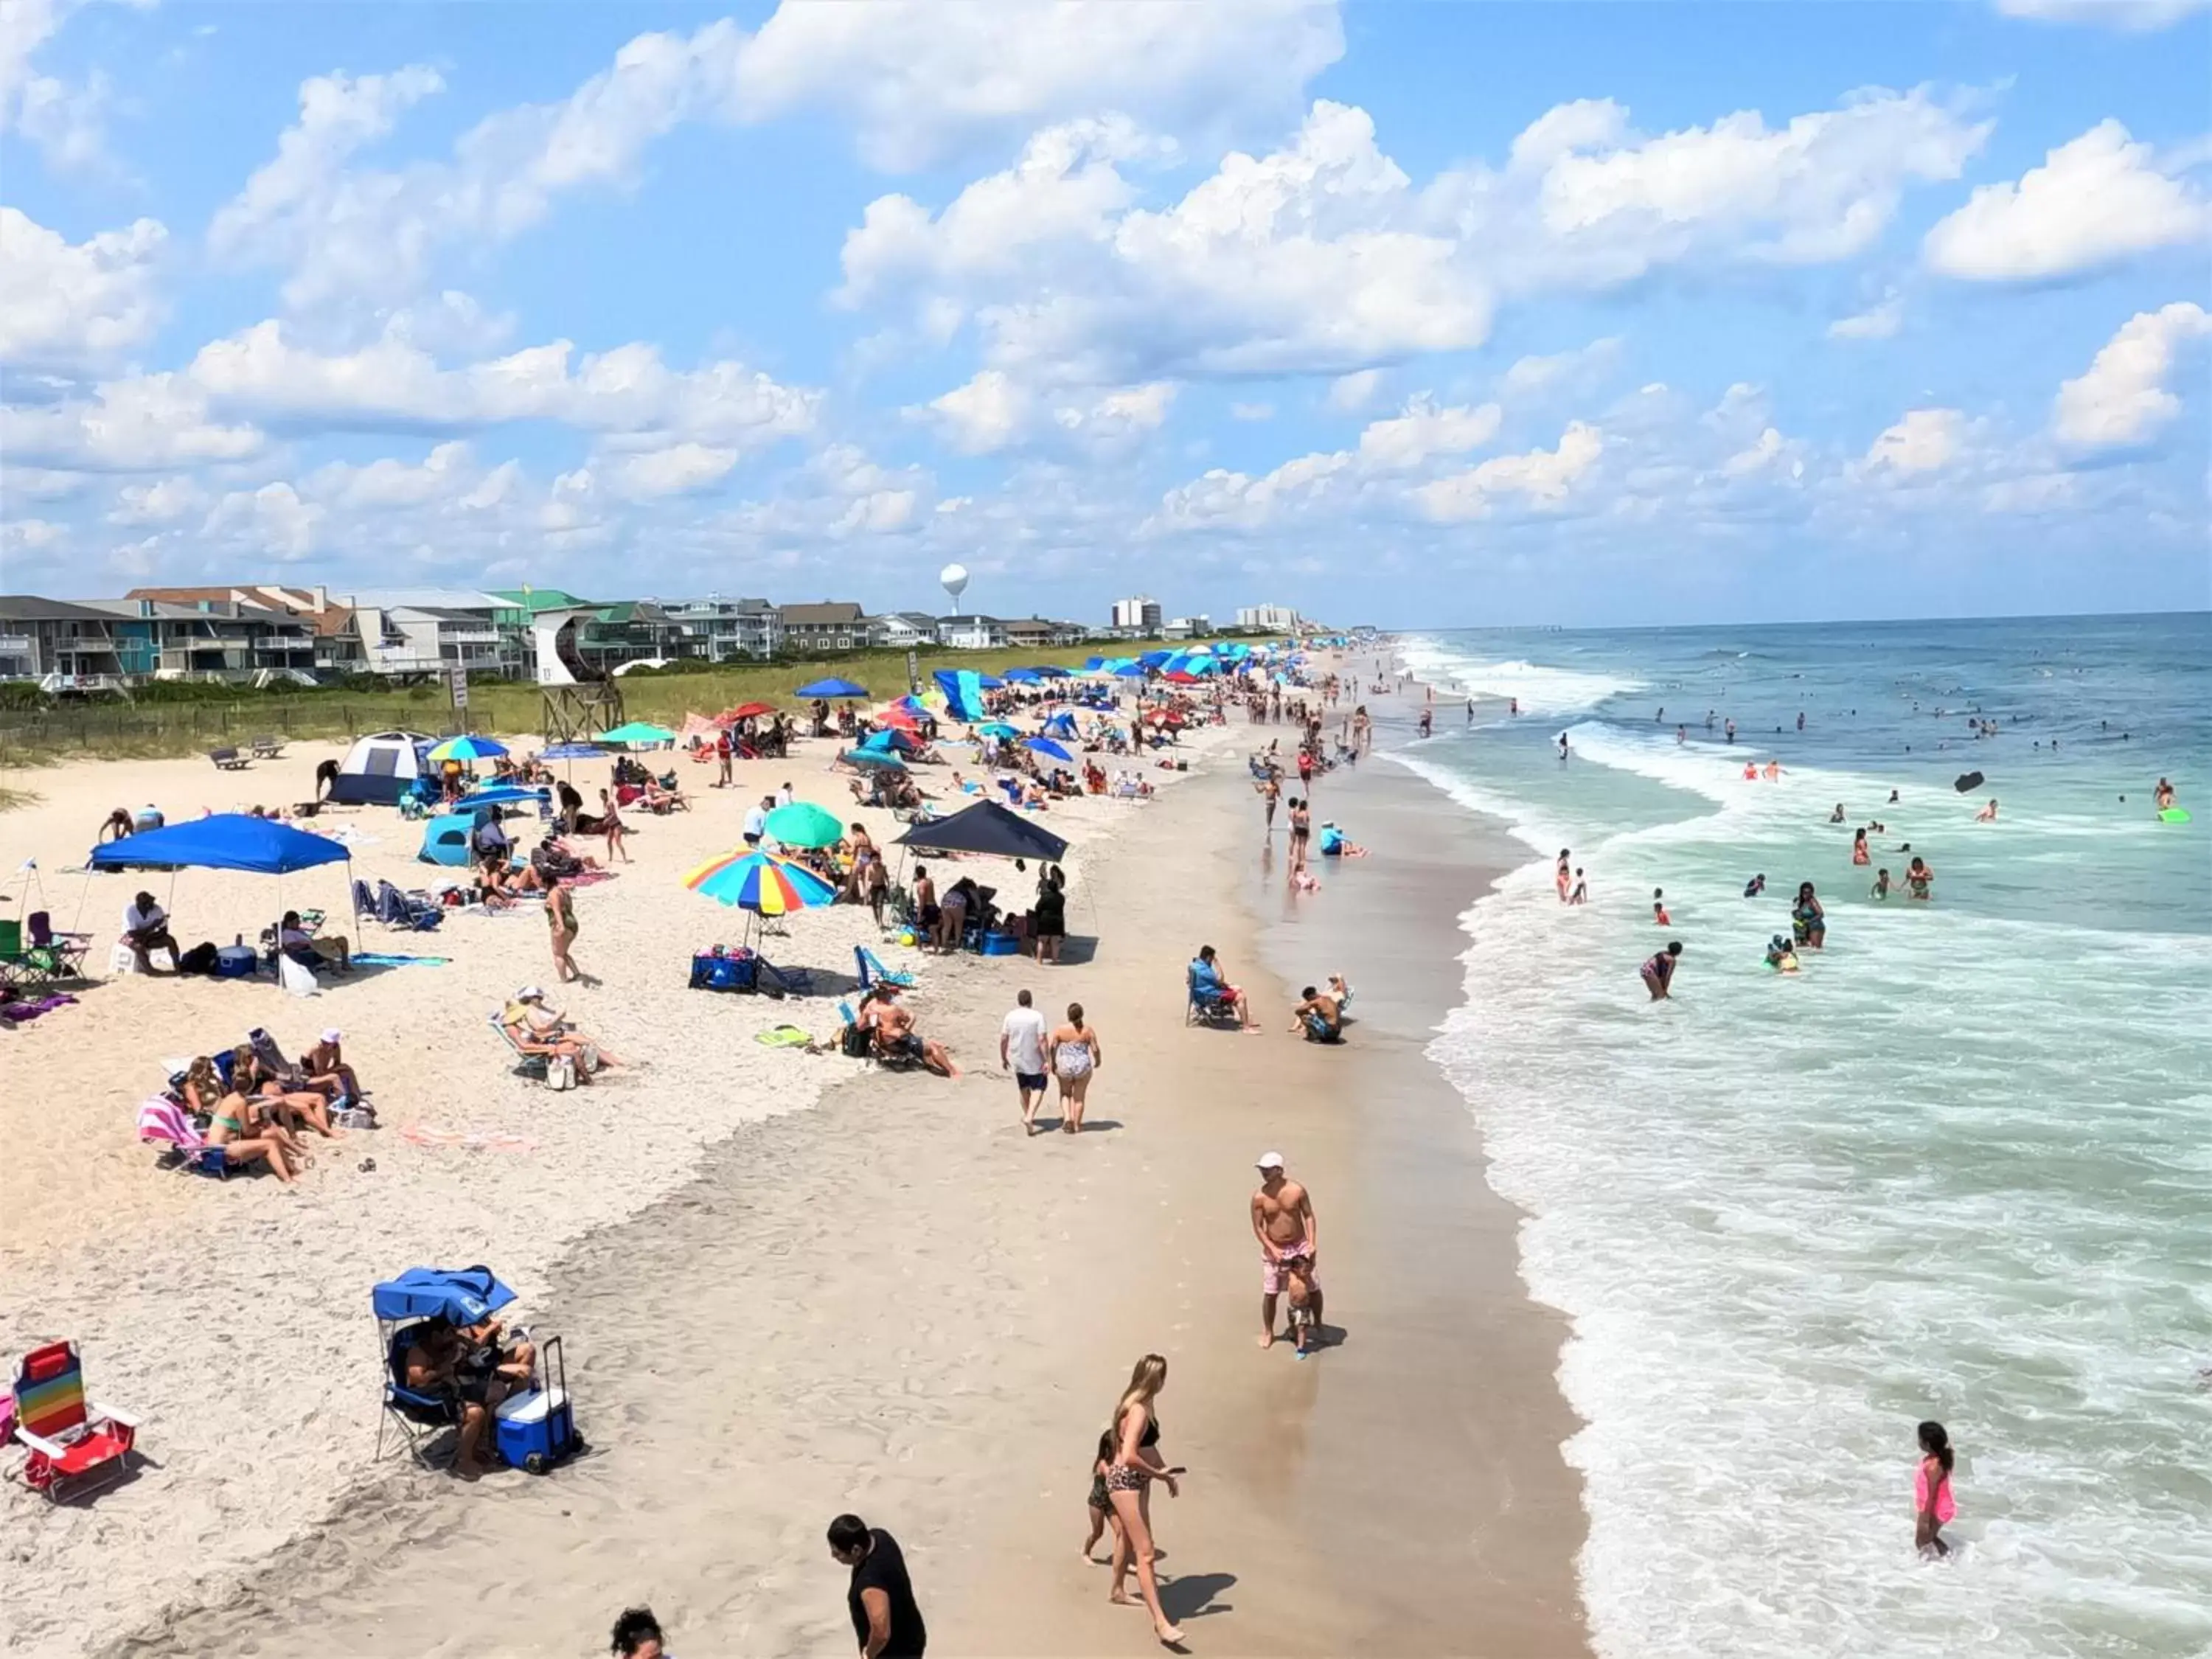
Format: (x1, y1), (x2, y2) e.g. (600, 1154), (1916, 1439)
(12, 683), (1589, 1658)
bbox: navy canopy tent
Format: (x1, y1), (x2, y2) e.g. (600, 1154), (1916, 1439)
(893, 799), (1069, 862)
(372, 1265), (517, 1325)
(89, 814), (351, 874)
(797, 677), (869, 699)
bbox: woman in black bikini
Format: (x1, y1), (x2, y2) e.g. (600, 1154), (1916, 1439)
(1287, 798), (1311, 877)
(1792, 882), (1826, 950)
(1105, 1354), (1182, 1647)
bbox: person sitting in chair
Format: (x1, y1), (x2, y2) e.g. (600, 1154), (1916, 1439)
(1290, 984), (1343, 1043)
(1189, 945), (1259, 1030)
(278, 908), (352, 975)
(503, 987), (625, 1071)
(227, 1043), (344, 1138)
(401, 1319), (504, 1481)
(869, 987), (959, 1077)
(299, 1028), (369, 1113)
(122, 890), (178, 973)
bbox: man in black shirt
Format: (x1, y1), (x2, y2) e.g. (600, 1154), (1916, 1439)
(828, 1513), (926, 1658)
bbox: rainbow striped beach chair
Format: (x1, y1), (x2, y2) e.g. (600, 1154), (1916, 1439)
(9, 1342), (139, 1502)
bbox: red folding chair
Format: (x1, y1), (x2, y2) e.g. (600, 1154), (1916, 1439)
(10, 1341), (139, 1502)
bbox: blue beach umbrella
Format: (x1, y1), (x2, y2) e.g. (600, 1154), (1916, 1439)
(1034, 665), (1074, 679)
(1112, 663), (1148, 679)
(841, 749), (907, 771)
(976, 722), (1019, 740)
(1004, 667), (1044, 684)
(1025, 737), (1074, 762)
(796, 676), (869, 699)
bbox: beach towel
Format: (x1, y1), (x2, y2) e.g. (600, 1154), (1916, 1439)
(1, 992), (79, 1023)
(352, 953), (451, 968)
(755, 1024), (812, 1047)
(138, 1094), (205, 1149)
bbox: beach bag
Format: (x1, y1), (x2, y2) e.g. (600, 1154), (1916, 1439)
(177, 941), (220, 975)
(546, 1054), (577, 1091)
(840, 1023), (872, 1059)
(578, 1043), (601, 1077)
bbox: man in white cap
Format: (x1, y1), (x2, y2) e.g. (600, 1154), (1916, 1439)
(1250, 1152), (1320, 1350)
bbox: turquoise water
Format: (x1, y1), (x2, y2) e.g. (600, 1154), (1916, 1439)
(1394, 614), (2212, 1659)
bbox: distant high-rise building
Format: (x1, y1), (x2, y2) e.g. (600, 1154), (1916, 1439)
(1237, 603), (1301, 632)
(1111, 595), (1164, 633)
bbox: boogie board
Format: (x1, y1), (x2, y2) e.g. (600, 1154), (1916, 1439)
(2159, 807), (2191, 823)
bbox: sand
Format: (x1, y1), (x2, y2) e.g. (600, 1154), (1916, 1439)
(3, 675), (1589, 1658)
(0, 719), (1224, 1659)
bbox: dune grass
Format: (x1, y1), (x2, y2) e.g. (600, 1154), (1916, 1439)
(0, 641), (1186, 768)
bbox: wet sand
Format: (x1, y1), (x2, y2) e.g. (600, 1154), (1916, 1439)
(96, 726), (1587, 1658)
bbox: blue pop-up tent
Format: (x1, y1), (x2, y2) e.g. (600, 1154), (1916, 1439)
(371, 1265), (517, 1324)
(797, 677), (869, 699)
(89, 814), (351, 874)
(1004, 667), (1043, 684)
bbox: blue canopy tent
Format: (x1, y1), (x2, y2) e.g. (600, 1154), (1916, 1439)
(86, 815), (354, 981)
(1042, 711), (1078, 737)
(1026, 737), (1074, 762)
(90, 815), (351, 874)
(1034, 665), (1075, 679)
(453, 784), (550, 814)
(1083, 656), (1107, 671)
(1003, 667), (1043, 684)
(796, 677), (869, 699)
(1111, 662), (1149, 679)
(1139, 650), (1175, 667)
(978, 674), (1005, 690)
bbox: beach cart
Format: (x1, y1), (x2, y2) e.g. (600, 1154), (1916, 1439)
(372, 1265), (584, 1476)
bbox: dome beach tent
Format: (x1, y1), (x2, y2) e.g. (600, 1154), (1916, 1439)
(329, 731), (435, 806)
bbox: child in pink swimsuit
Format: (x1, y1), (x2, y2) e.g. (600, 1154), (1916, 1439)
(1915, 1421), (1956, 1557)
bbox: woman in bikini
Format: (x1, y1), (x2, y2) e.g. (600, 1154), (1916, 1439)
(1905, 856), (1935, 901)
(1104, 1354), (1183, 1647)
(546, 874), (581, 982)
(1792, 882), (1826, 950)
(1051, 1003), (1102, 1134)
(1851, 827), (1870, 866)
(1286, 798), (1311, 877)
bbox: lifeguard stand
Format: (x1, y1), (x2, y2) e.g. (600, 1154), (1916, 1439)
(534, 608), (625, 744)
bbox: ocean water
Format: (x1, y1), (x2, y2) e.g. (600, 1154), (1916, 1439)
(1389, 614), (2212, 1659)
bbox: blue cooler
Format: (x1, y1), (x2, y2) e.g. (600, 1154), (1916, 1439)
(979, 931), (1020, 956)
(495, 1387), (574, 1473)
(215, 945), (259, 979)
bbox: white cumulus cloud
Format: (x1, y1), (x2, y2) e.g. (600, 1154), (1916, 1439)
(2053, 302), (2212, 448)
(1923, 120), (2210, 280)
(0, 207), (167, 366)
(1992, 0), (2208, 29)
(1862, 408), (1965, 475)
(1414, 422), (1604, 521)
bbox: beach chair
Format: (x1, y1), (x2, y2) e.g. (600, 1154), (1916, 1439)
(9, 1342), (139, 1503)
(375, 1322), (459, 1470)
(855, 946), (916, 991)
(489, 1012), (550, 1082)
(375, 880), (443, 931)
(27, 911), (90, 981)
(250, 735), (285, 759)
(0, 919), (42, 991)
(208, 747), (248, 771)
(137, 1093), (233, 1179)
(352, 877), (378, 925)
(1186, 967), (1240, 1027)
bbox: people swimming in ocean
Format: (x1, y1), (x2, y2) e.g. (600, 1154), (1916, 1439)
(1556, 850), (1571, 902)
(1796, 711), (1806, 731)
(1904, 856), (1934, 901)
(1792, 881), (1826, 949)
(1764, 933), (1801, 974)
(1852, 828), (1870, 866)
(1677, 725), (1688, 745)
(1568, 869), (1587, 905)
(1557, 731), (1571, 762)
(1743, 762), (1758, 781)
(1652, 888), (1670, 926)
(1509, 697), (1520, 716)
(1761, 759), (1784, 782)
(1724, 718), (1736, 744)
(1915, 1422), (1957, 1559)
(1872, 868), (1892, 900)
(2155, 778), (2175, 811)
(1888, 788), (1900, 804)
(1641, 941), (1682, 1001)
(1829, 803), (1847, 824)
(1975, 799), (1998, 823)
(1744, 873), (1766, 898)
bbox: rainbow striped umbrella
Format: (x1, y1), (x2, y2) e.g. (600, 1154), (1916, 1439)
(681, 849), (839, 915)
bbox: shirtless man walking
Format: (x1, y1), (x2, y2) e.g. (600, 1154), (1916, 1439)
(1251, 1152), (1321, 1349)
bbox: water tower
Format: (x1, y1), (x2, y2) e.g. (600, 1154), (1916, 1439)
(939, 562), (970, 615)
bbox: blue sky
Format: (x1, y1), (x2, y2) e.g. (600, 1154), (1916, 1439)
(2, 0), (2207, 628)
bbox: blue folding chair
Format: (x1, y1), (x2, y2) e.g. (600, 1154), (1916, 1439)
(375, 1322), (459, 1469)
(855, 946), (916, 991)
(1186, 967), (1239, 1027)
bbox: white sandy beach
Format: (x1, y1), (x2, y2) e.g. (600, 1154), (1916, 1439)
(0, 719), (1234, 1659)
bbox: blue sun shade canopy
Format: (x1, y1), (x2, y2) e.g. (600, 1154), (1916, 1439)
(371, 1265), (518, 1325)
(88, 813), (351, 874)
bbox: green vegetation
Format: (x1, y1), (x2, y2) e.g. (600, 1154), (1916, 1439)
(0, 641), (1173, 766)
